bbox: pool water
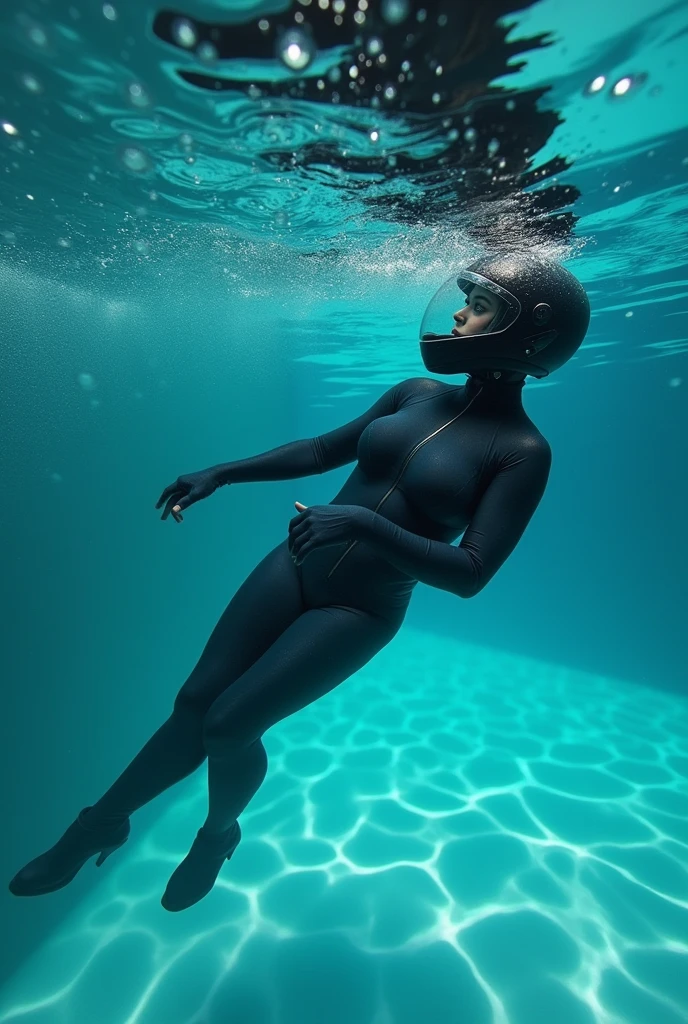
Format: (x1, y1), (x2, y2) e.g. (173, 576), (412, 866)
(1, 0), (686, 1021)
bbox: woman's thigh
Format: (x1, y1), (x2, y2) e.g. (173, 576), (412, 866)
(174, 540), (304, 714)
(201, 604), (402, 752)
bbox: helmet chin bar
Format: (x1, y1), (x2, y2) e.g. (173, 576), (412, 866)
(419, 329), (557, 379)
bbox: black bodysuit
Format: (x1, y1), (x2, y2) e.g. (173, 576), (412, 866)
(80, 373), (552, 836)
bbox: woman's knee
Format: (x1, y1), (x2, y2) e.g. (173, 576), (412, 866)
(201, 704), (256, 758)
(173, 674), (221, 718)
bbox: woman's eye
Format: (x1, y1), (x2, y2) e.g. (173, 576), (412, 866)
(474, 303), (484, 313)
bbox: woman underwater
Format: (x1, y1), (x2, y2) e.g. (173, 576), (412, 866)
(9, 251), (590, 911)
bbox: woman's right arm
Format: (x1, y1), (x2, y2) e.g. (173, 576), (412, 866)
(216, 379), (405, 483)
(156, 380), (408, 520)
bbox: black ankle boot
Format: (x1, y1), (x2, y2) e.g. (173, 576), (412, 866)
(161, 821), (241, 912)
(8, 806), (130, 897)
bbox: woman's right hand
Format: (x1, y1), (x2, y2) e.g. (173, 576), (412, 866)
(155, 468), (226, 523)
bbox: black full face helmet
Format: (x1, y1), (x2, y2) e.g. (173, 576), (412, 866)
(419, 252), (591, 379)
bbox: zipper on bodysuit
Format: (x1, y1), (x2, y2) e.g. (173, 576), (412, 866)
(326, 386), (484, 579)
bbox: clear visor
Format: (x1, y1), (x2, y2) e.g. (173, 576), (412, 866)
(420, 270), (521, 340)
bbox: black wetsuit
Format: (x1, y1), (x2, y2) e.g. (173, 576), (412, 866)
(85, 374), (551, 834)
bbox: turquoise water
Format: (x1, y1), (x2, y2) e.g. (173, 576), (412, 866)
(2, 632), (688, 1022)
(1, 0), (687, 1021)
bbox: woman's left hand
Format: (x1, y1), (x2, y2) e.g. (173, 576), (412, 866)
(288, 501), (373, 566)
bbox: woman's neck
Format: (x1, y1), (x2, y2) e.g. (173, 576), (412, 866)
(464, 370), (526, 411)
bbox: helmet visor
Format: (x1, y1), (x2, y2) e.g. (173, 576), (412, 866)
(420, 270), (521, 341)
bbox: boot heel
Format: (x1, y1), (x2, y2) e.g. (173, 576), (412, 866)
(95, 839), (127, 867)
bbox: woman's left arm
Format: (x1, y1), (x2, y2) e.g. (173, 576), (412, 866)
(360, 437), (553, 599)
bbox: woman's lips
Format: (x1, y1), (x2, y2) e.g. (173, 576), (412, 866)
(451, 326), (463, 336)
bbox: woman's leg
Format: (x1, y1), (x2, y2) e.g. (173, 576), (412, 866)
(161, 605), (401, 910)
(199, 605), (402, 834)
(84, 541), (305, 828)
(8, 543), (308, 898)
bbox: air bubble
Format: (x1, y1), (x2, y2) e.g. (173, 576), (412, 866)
(78, 372), (97, 391)
(585, 75), (606, 94)
(19, 73), (43, 94)
(1, 122), (18, 136)
(383, 84), (396, 100)
(247, 84), (262, 99)
(133, 239), (150, 254)
(102, 4), (117, 21)
(487, 137), (500, 155)
(127, 82), (150, 108)
(669, 377), (682, 388)
(611, 74), (646, 97)
(172, 18), (198, 49)
(367, 37), (383, 55)
(276, 28), (316, 71)
(625, 311), (633, 317)
(119, 145), (152, 173)
(464, 127), (477, 143)
(381, 0), (410, 25)
(197, 41), (218, 64)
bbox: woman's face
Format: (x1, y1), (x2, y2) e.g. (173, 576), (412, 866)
(452, 287), (503, 336)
